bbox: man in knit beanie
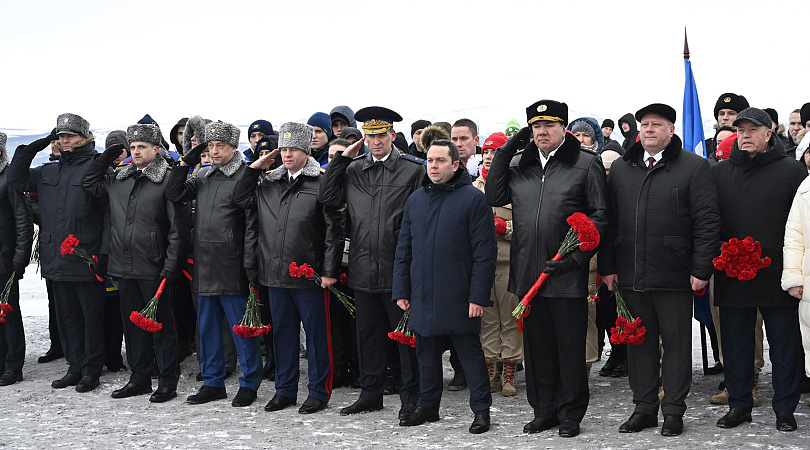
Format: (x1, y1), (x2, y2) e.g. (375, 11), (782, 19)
(308, 112), (333, 168)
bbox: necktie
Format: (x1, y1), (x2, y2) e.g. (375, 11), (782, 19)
(647, 157), (655, 170)
(289, 175), (294, 185)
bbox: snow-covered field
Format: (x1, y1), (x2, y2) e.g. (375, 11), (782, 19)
(3, 274), (808, 449)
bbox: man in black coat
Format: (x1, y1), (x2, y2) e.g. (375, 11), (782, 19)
(83, 123), (191, 403)
(235, 122), (344, 414)
(0, 131), (34, 387)
(9, 113), (111, 393)
(167, 121), (262, 408)
(393, 139), (497, 434)
(319, 106), (425, 419)
(712, 107), (807, 432)
(600, 103), (720, 436)
(487, 100), (609, 438)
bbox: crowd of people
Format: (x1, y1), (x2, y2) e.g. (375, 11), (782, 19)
(1, 95), (810, 438)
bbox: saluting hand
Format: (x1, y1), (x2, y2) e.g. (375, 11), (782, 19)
(249, 148), (279, 170)
(341, 136), (365, 159)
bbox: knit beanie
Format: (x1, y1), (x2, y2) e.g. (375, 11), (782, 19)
(411, 120), (431, 137)
(715, 132), (736, 160)
(249, 119), (274, 137)
(307, 112), (333, 139)
(570, 120), (597, 142)
(482, 132), (508, 154)
(504, 119), (520, 135)
(764, 108), (778, 126)
(601, 119), (615, 129)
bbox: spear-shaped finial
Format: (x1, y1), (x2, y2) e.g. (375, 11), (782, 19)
(684, 27), (690, 60)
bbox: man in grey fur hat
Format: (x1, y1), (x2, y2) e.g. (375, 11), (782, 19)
(83, 123), (192, 403)
(167, 121), (262, 408)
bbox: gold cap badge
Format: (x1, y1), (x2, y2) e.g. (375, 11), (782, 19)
(537, 104), (548, 112)
(283, 132), (291, 139)
(724, 97), (731, 103)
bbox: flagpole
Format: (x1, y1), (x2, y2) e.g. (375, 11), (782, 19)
(684, 28), (690, 60)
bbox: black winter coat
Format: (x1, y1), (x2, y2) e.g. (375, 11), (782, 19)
(619, 113), (639, 153)
(713, 137), (807, 308)
(486, 133), (609, 298)
(83, 156), (192, 280)
(234, 158), (345, 289)
(0, 167), (33, 275)
(393, 168), (496, 336)
(319, 147), (425, 293)
(8, 137), (110, 281)
(599, 135), (720, 291)
(166, 154), (257, 297)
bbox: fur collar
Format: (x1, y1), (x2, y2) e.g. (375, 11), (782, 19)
(204, 153), (243, 178)
(115, 155), (169, 183)
(623, 134), (684, 165)
(0, 151), (8, 174)
(519, 133), (582, 169)
(265, 157), (321, 182)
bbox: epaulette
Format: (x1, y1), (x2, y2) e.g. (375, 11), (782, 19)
(320, 167), (326, 173)
(352, 154), (366, 161)
(400, 153), (424, 164)
(579, 146), (598, 155)
(43, 160), (58, 165)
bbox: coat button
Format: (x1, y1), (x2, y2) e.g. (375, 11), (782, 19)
(130, 195), (136, 200)
(273, 255), (278, 259)
(276, 228), (281, 232)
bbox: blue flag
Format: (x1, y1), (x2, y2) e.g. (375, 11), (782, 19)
(683, 57), (713, 327)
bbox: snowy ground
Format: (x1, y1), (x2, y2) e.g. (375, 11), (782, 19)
(3, 275), (809, 449)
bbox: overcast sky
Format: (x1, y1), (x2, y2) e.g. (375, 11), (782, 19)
(3, 0), (809, 138)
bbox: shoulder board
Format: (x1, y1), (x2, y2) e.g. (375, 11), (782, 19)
(352, 154), (366, 161)
(579, 146), (598, 155)
(43, 160), (58, 165)
(320, 168), (326, 173)
(400, 154), (424, 164)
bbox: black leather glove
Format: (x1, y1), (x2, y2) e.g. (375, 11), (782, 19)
(160, 269), (180, 282)
(501, 127), (531, 154)
(24, 129), (58, 154)
(246, 268), (259, 287)
(181, 142), (207, 167)
(99, 143), (127, 167)
(94, 254), (109, 279)
(542, 254), (578, 274)
(13, 264), (25, 280)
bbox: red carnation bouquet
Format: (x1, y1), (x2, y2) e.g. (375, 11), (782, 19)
(713, 236), (771, 281)
(60, 234), (118, 289)
(233, 285), (271, 338)
(290, 262), (356, 316)
(0, 271), (15, 323)
(588, 273), (602, 304)
(609, 282), (646, 345)
(388, 309), (416, 347)
(512, 212), (600, 332)
(130, 278), (167, 332)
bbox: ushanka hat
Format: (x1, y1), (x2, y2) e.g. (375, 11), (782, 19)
(278, 122), (313, 154)
(0, 131), (6, 153)
(526, 100), (568, 126)
(714, 93), (749, 120)
(204, 121), (240, 147)
(127, 123), (162, 146)
(56, 113), (90, 137)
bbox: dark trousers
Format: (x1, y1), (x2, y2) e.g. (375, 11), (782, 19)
(0, 275), (24, 373)
(354, 290), (419, 404)
(416, 333), (491, 413)
(170, 276), (196, 349)
(119, 278), (179, 388)
(45, 280), (62, 353)
(330, 288), (357, 375)
(258, 285), (273, 367)
(269, 287), (333, 402)
(52, 280), (106, 378)
(719, 305), (802, 412)
(103, 292), (124, 369)
(625, 290), (692, 417)
(523, 296), (589, 422)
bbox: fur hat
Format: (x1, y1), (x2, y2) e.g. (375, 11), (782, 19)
(308, 112), (333, 139)
(420, 124), (451, 151)
(127, 124), (162, 146)
(433, 122), (452, 136)
(204, 121), (240, 148)
(763, 108), (778, 126)
(105, 130), (128, 150)
(278, 122), (313, 154)
(182, 115), (212, 153)
(56, 113), (90, 137)
(526, 100), (568, 126)
(248, 120), (274, 137)
(714, 93), (749, 120)
(733, 107), (772, 128)
(0, 131), (6, 153)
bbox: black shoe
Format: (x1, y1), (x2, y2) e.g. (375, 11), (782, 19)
(382, 378), (398, 395)
(111, 382), (152, 399)
(448, 371), (467, 391)
(661, 415), (683, 436)
(705, 361), (724, 376)
(196, 372), (203, 382)
(0, 370), (22, 386)
(349, 370), (360, 389)
(149, 387), (177, 403)
(399, 406), (440, 426)
(523, 416), (560, 433)
(232, 387), (257, 407)
(263, 359), (275, 381)
(558, 419), (580, 437)
(333, 367), (350, 388)
(469, 409), (490, 434)
(776, 411), (797, 432)
(224, 370), (234, 380)
(186, 386), (227, 404)
(610, 362), (628, 377)
(340, 397), (383, 415)
(598, 357), (621, 377)
(398, 402), (417, 420)
(51, 373), (81, 389)
(75, 376), (100, 393)
(177, 342), (194, 363)
(299, 396), (327, 414)
(801, 374), (810, 394)
(716, 407), (752, 428)
(106, 363), (127, 373)
(38, 348), (63, 363)
(619, 412), (658, 433)
(264, 394), (296, 411)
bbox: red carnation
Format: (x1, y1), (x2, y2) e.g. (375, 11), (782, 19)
(340, 273), (348, 285)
